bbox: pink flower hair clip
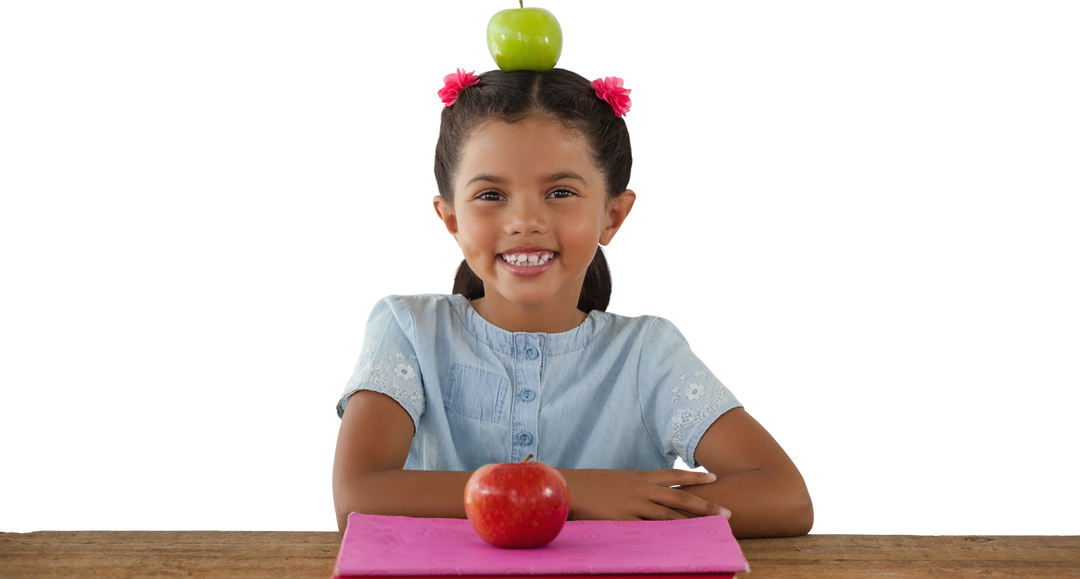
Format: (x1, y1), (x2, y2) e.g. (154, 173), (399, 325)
(438, 69), (480, 107)
(432, 65), (630, 119)
(591, 76), (631, 117)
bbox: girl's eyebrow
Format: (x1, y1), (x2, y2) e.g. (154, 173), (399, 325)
(465, 172), (588, 187)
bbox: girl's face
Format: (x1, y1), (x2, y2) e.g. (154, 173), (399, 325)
(434, 117), (634, 331)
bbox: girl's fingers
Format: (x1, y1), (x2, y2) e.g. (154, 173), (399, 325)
(635, 502), (689, 521)
(652, 468), (712, 486)
(639, 470), (730, 518)
(643, 481), (721, 518)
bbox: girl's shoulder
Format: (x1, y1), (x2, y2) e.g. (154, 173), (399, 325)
(595, 308), (683, 332)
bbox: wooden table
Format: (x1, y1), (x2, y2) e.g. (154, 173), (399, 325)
(2, 531), (1078, 578)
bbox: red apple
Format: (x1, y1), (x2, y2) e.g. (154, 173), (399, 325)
(464, 455), (570, 548)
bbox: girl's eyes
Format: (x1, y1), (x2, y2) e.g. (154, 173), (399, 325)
(474, 189), (578, 201)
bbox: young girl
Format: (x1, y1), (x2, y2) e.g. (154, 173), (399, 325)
(333, 68), (813, 539)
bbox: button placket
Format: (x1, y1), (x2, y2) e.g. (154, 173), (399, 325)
(510, 333), (543, 461)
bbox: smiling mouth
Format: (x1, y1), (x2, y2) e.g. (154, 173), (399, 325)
(498, 249), (561, 265)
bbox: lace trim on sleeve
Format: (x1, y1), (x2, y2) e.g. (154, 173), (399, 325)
(670, 370), (735, 454)
(353, 347), (426, 414)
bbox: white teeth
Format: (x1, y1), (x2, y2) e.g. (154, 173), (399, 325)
(501, 252), (555, 266)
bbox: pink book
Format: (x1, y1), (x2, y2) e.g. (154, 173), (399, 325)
(332, 513), (750, 578)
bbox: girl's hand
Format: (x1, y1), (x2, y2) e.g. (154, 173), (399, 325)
(557, 468), (731, 521)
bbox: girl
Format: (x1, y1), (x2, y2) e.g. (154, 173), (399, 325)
(333, 68), (813, 539)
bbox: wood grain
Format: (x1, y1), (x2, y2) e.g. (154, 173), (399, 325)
(738, 535), (1080, 578)
(2, 532), (1078, 579)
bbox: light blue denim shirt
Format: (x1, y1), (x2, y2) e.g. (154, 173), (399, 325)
(337, 294), (742, 471)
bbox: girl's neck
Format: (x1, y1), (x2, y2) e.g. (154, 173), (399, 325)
(473, 295), (587, 332)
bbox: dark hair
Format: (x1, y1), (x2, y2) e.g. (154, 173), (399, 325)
(435, 68), (632, 313)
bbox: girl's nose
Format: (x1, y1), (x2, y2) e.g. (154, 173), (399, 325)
(504, 197), (547, 236)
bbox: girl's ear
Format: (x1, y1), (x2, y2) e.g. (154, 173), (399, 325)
(433, 195), (459, 240)
(622, 189), (635, 216)
(604, 187), (635, 246)
(427, 193), (449, 230)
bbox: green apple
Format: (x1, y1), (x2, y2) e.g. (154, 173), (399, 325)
(487, 2), (562, 72)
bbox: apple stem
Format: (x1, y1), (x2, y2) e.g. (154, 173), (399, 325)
(519, 0), (523, 7)
(523, 454), (534, 463)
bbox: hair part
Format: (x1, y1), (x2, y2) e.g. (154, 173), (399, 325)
(435, 68), (631, 313)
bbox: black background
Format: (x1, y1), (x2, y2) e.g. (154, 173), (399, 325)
(4, 3), (1071, 533)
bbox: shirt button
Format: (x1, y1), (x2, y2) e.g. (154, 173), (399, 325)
(520, 389), (536, 402)
(518, 432), (533, 446)
(525, 347), (538, 359)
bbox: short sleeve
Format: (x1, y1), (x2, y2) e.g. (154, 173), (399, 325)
(637, 317), (742, 468)
(336, 296), (426, 429)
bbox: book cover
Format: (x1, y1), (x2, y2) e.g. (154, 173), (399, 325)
(333, 513), (749, 577)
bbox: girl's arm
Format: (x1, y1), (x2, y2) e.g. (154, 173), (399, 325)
(678, 407), (814, 538)
(556, 468), (730, 522)
(333, 390), (726, 531)
(333, 390), (472, 531)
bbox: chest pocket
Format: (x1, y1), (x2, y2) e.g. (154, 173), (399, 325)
(443, 363), (509, 424)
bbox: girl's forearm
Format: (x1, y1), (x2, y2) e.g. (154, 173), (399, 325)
(335, 463), (812, 538)
(335, 469), (474, 532)
(679, 467), (813, 538)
